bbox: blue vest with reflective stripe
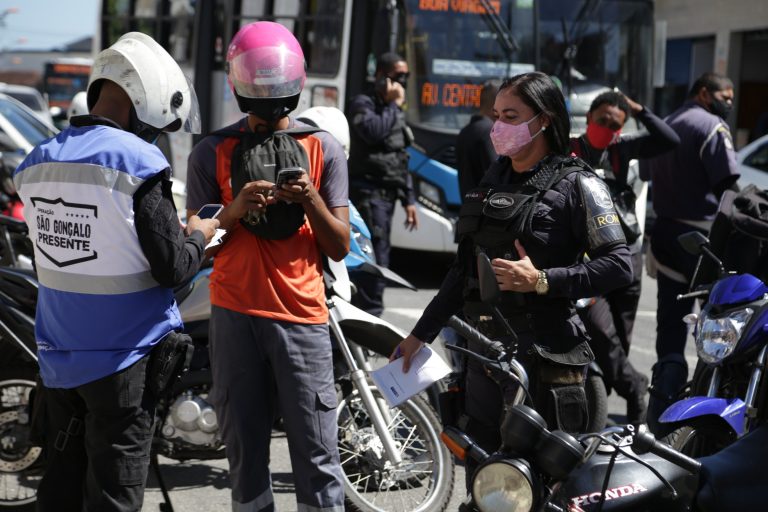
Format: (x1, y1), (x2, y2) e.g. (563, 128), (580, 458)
(14, 124), (182, 388)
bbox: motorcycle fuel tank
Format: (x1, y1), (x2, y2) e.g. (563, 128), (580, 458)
(552, 446), (698, 511)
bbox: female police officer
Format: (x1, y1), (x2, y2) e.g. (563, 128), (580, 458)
(392, 72), (632, 473)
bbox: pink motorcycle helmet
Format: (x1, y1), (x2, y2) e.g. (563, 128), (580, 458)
(226, 21), (306, 101)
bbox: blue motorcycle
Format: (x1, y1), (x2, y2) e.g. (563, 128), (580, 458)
(659, 229), (768, 456)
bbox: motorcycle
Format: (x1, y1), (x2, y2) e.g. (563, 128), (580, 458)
(0, 202), (455, 512)
(436, 251), (714, 512)
(657, 229), (768, 456)
(442, 325), (767, 512)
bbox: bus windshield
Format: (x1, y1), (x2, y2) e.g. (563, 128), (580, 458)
(402, 0), (653, 136)
(538, 0), (654, 133)
(403, 0), (536, 132)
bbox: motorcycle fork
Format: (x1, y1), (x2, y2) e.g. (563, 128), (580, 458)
(743, 345), (767, 431)
(327, 305), (403, 466)
(347, 342), (397, 427)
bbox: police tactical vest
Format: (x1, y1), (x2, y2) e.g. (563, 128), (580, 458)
(455, 157), (586, 322)
(213, 126), (322, 240)
(349, 98), (411, 190)
(456, 156), (584, 260)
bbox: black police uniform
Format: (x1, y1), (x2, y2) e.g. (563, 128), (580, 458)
(347, 87), (415, 316)
(410, 154), (632, 484)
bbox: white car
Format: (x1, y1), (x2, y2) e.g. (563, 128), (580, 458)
(0, 92), (58, 171)
(0, 83), (55, 125)
(737, 134), (768, 190)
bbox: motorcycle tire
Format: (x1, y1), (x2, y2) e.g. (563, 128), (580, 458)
(0, 368), (43, 511)
(661, 419), (736, 458)
(586, 373), (608, 432)
(337, 380), (455, 512)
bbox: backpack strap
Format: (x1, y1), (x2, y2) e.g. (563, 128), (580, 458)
(207, 125), (325, 139)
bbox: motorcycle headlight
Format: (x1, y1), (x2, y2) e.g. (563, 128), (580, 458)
(472, 460), (534, 512)
(695, 308), (754, 364)
(351, 225), (375, 262)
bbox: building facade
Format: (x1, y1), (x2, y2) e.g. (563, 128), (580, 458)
(655, 0), (768, 146)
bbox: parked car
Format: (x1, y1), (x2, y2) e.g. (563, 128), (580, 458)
(0, 83), (55, 125)
(0, 92), (58, 170)
(737, 134), (768, 190)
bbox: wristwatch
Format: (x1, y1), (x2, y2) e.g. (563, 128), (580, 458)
(535, 270), (549, 295)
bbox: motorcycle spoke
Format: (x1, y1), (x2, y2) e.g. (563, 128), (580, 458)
(338, 387), (451, 511)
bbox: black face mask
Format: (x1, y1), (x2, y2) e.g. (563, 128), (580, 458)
(708, 97), (732, 120)
(236, 95), (300, 124)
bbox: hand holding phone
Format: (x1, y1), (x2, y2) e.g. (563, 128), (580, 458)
(275, 168), (305, 188)
(274, 168), (307, 205)
(196, 203), (224, 219)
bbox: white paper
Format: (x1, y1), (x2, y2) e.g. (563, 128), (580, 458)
(205, 229), (227, 250)
(370, 346), (452, 407)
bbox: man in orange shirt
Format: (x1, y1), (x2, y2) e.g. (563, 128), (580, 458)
(186, 22), (349, 512)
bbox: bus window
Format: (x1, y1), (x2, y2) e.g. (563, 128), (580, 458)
(234, 0), (346, 76)
(101, 0), (198, 63)
(402, 0), (535, 131)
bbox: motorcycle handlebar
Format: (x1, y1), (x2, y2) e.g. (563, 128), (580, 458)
(633, 430), (701, 474)
(447, 315), (505, 357)
(676, 289), (710, 301)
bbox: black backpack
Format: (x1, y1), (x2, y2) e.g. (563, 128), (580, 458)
(693, 185), (768, 288)
(211, 126), (323, 240)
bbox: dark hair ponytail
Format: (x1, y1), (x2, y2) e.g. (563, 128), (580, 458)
(498, 72), (570, 156)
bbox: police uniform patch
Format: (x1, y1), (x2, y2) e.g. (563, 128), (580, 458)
(489, 194), (515, 208)
(577, 174), (626, 250)
(583, 176), (614, 209)
(591, 213), (620, 228)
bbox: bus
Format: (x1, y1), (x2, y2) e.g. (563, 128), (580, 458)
(98, 0), (655, 254)
(41, 57), (93, 113)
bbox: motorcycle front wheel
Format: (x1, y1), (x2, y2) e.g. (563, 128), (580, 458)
(0, 370), (42, 511)
(337, 382), (454, 512)
(586, 373), (608, 432)
(661, 419), (736, 457)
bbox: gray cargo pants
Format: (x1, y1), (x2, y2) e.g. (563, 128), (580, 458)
(209, 306), (345, 512)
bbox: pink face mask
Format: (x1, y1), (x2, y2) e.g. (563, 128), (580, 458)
(490, 114), (544, 157)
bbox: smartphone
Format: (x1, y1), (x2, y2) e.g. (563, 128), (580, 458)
(276, 167), (305, 187)
(196, 203), (223, 220)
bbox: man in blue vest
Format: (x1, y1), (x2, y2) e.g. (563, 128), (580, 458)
(13, 33), (218, 511)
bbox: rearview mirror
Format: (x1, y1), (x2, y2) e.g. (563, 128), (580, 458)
(678, 231), (709, 256)
(477, 252), (500, 305)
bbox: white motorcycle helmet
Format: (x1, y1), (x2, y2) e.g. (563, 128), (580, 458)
(296, 106), (350, 159)
(87, 32), (200, 141)
(67, 91), (88, 120)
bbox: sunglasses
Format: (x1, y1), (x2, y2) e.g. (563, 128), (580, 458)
(389, 72), (410, 82)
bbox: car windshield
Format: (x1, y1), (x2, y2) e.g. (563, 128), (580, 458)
(0, 98), (55, 147)
(5, 91), (45, 112)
